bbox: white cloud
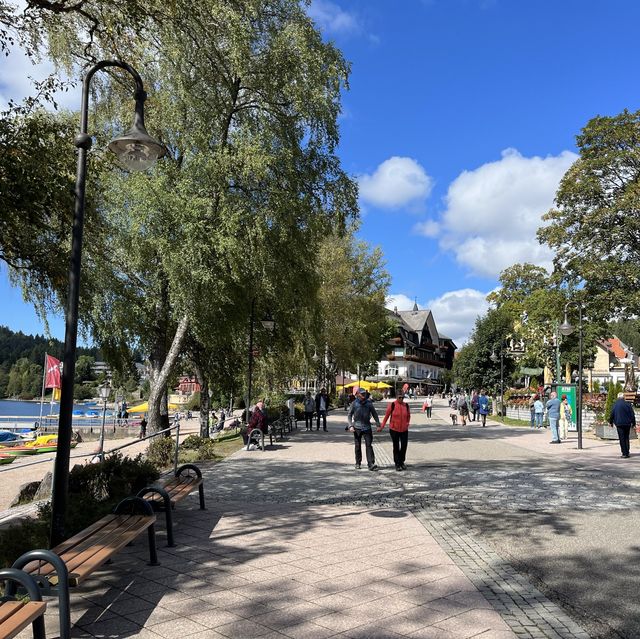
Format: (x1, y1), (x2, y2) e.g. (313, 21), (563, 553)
(307, 0), (359, 34)
(413, 219), (440, 238)
(426, 288), (490, 347)
(436, 148), (577, 278)
(386, 289), (490, 347)
(358, 156), (434, 209)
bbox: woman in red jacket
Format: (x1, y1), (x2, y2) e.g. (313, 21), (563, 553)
(377, 394), (411, 471)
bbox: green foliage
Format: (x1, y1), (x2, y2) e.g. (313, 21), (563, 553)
(452, 307), (516, 393)
(73, 383), (95, 401)
(184, 391), (201, 411)
(604, 380), (624, 420)
(180, 434), (203, 450)
(177, 434), (217, 461)
(539, 109), (640, 322)
(0, 517), (49, 569)
(593, 380), (601, 393)
(5, 357), (41, 399)
(146, 437), (175, 469)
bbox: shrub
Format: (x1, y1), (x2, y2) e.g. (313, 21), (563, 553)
(196, 439), (217, 460)
(147, 436), (175, 469)
(370, 391), (383, 401)
(181, 434), (204, 450)
(0, 517), (49, 569)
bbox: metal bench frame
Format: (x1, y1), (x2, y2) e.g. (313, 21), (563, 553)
(0, 567), (48, 639)
(138, 464), (205, 548)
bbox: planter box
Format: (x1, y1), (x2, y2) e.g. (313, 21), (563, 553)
(595, 423), (638, 440)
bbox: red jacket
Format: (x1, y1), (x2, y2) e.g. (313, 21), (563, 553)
(380, 400), (410, 432)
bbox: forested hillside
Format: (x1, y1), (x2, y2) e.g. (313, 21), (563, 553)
(0, 326), (100, 399)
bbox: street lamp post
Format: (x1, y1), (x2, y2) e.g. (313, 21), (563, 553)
(50, 60), (165, 547)
(97, 382), (111, 461)
(559, 301), (584, 450)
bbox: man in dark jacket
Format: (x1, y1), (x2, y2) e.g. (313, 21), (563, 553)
(347, 387), (380, 470)
(315, 388), (329, 431)
(609, 392), (636, 458)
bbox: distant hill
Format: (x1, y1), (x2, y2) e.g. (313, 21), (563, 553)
(0, 325), (100, 372)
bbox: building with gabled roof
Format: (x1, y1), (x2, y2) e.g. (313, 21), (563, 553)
(375, 305), (456, 392)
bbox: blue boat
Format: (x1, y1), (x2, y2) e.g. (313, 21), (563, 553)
(85, 410), (100, 418)
(72, 410), (85, 416)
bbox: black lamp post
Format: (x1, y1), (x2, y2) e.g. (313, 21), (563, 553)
(97, 381), (111, 461)
(245, 301), (275, 422)
(50, 60), (165, 548)
(559, 301), (584, 450)
(490, 346), (504, 419)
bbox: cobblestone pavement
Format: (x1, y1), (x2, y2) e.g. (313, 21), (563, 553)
(21, 403), (639, 638)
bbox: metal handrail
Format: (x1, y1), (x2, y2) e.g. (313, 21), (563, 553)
(0, 424), (179, 473)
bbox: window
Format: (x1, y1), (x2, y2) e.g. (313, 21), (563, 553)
(394, 347), (404, 357)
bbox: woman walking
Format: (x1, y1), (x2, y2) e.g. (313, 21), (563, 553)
(559, 394), (572, 441)
(378, 394), (411, 471)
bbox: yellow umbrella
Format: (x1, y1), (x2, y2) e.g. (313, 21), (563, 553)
(342, 380), (378, 390)
(128, 401), (181, 413)
(370, 382), (392, 389)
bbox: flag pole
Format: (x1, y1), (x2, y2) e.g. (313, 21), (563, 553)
(38, 353), (47, 427)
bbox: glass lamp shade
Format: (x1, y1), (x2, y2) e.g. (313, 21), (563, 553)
(260, 313), (275, 332)
(108, 123), (166, 172)
(559, 318), (575, 336)
(312, 351), (319, 363)
(99, 384), (111, 400)
(490, 351), (498, 363)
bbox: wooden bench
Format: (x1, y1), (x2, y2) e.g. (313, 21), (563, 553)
(12, 497), (158, 639)
(138, 464), (205, 548)
(0, 568), (46, 639)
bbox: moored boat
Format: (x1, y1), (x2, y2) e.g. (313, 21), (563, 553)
(0, 455), (15, 464)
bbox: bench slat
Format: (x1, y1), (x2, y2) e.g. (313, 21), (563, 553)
(0, 602), (23, 625)
(0, 601), (46, 639)
(24, 515), (124, 577)
(59, 517), (155, 585)
(145, 477), (201, 505)
(26, 514), (155, 585)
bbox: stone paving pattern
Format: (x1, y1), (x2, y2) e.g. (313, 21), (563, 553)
(18, 399), (627, 638)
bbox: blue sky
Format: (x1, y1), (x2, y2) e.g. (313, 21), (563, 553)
(3, 0), (640, 345)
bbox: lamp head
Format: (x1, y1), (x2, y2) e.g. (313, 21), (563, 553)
(559, 313), (574, 336)
(99, 383), (111, 400)
(108, 89), (166, 171)
(490, 350), (498, 363)
(260, 313), (275, 332)
(108, 124), (166, 171)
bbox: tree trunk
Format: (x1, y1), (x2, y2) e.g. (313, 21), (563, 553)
(148, 314), (190, 432)
(194, 362), (209, 438)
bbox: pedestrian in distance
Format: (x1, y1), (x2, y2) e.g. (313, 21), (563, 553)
(139, 415), (147, 439)
(457, 394), (469, 426)
(609, 392), (635, 458)
(347, 386), (380, 470)
(478, 390), (489, 427)
(546, 392), (562, 443)
(534, 395), (544, 428)
(378, 393), (411, 471)
(315, 387), (329, 431)
(529, 393), (537, 429)
(303, 391), (315, 431)
(471, 390), (479, 422)
(559, 394), (572, 441)
(421, 395), (432, 418)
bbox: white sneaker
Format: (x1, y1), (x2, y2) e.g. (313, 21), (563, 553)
(248, 444), (257, 451)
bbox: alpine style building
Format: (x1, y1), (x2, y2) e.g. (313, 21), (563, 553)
(376, 304), (457, 392)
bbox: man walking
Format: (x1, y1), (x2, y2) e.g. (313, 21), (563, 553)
(546, 391), (562, 443)
(378, 394), (411, 471)
(315, 387), (329, 431)
(609, 392), (636, 458)
(303, 391), (315, 431)
(347, 387), (380, 470)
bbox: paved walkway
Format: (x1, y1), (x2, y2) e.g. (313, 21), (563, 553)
(20, 401), (615, 639)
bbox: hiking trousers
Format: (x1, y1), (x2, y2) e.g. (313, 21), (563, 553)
(389, 429), (408, 467)
(354, 428), (375, 467)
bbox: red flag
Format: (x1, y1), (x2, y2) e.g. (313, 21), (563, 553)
(45, 354), (62, 389)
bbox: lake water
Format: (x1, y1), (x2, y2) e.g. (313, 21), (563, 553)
(0, 399), (90, 417)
